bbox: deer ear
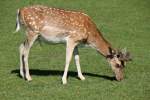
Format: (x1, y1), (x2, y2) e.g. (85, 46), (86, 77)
(120, 48), (132, 61)
(125, 52), (132, 61)
(108, 47), (115, 55)
(121, 48), (127, 54)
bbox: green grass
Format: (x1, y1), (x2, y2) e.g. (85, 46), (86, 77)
(0, 0), (150, 100)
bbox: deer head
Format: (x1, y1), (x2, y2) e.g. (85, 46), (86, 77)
(107, 47), (132, 81)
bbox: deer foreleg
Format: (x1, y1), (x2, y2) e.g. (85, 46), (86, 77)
(62, 38), (77, 84)
(73, 47), (85, 80)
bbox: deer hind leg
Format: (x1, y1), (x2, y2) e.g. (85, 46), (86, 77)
(62, 38), (77, 84)
(19, 31), (38, 81)
(73, 46), (85, 80)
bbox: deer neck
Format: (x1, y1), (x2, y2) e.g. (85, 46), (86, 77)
(88, 31), (113, 57)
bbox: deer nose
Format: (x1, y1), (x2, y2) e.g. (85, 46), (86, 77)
(116, 73), (124, 81)
(116, 76), (123, 81)
(116, 64), (121, 68)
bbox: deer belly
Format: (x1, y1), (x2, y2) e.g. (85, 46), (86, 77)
(40, 26), (68, 43)
(41, 33), (68, 43)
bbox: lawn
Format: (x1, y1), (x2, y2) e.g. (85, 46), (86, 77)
(0, 0), (150, 100)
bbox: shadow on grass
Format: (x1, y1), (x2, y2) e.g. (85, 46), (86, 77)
(11, 69), (116, 81)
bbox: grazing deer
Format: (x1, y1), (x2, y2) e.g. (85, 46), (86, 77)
(15, 5), (131, 84)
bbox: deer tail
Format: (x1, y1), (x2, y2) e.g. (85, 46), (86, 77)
(14, 9), (21, 33)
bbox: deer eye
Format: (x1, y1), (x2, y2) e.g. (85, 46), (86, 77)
(117, 55), (120, 58)
(116, 64), (121, 68)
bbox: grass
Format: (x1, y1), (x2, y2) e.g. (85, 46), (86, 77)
(0, 0), (150, 100)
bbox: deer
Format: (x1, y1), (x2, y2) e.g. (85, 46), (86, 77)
(15, 5), (131, 84)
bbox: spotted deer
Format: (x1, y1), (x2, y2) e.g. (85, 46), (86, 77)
(15, 5), (131, 84)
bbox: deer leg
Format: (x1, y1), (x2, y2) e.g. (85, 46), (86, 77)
(19, 31), (38, 81)
(19, 43), (25, 78)
(62, 38), (77, 84)
(73, 46), (85, 80)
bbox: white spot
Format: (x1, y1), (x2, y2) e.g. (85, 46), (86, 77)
(32, 21), (35, 25)
(30, 17), (34, 20)
(82, 13), (89, 17)
(28, 15), (31, 17)
(35, 16), (38, 19)
(40, 20), (44, 23)
(29, 22), (32, 25)
(34, 25), (38, 29)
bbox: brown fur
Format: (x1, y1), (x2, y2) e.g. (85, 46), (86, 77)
(18, 5), (112, 56)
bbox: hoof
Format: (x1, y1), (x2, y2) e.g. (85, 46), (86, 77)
(78, 75), (85, 81)
(26, 76), (32, 81)
(62, 77), (67, 85)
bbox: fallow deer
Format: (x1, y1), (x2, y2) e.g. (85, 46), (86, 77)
(15, 5), (131, 84)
